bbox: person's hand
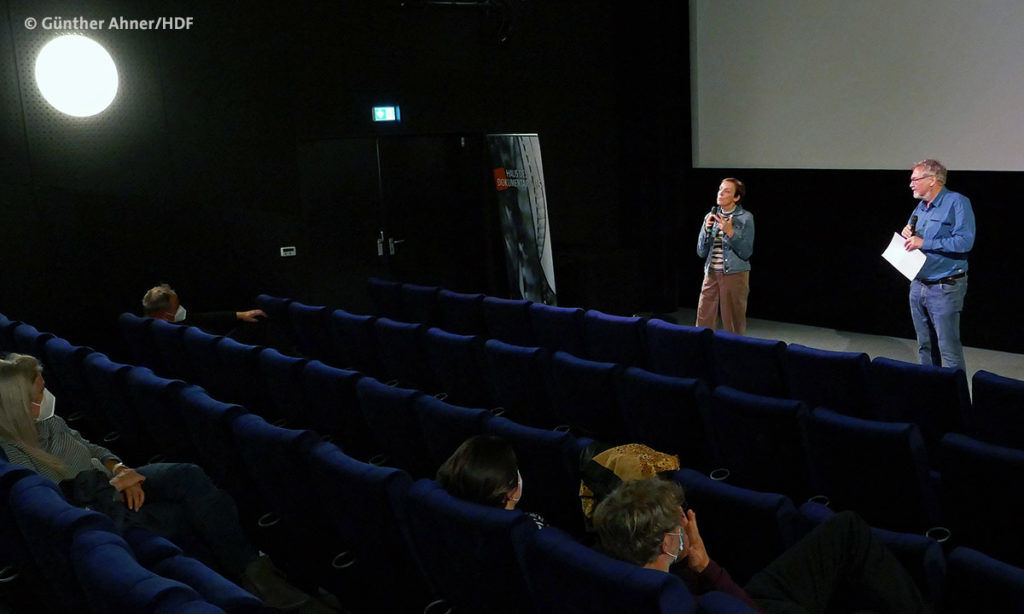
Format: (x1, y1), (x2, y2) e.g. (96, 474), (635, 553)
(900, 224), (914, 239)
(236, 309), (266, 322)
(109, 467), (146, 511)
(681, 508), (710, 572)
(712, 214), (735, 237)
(704, 214), (716, 230)
(904, 236), (923, 251)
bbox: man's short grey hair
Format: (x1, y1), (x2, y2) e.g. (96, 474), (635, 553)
(914, 159), (947, 185)
(142, 283), (176, 317)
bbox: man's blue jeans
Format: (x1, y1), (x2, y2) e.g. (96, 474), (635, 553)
(909, 276), (967, 371)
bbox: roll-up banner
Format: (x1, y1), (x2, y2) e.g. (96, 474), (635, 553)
(486, 133), (557, 305)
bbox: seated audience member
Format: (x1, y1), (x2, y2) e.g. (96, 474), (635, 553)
(0, 353), (308, 611)
(141, 283), (265, 338)
(436, 435), (544, 527)
(593, 478), (930, 614)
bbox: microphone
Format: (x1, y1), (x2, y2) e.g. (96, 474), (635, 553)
(705, 206), (719, 234)
(909, 214), (918, 235)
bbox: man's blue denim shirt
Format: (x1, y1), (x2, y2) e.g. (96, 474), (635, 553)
(909, 187), (975, 281)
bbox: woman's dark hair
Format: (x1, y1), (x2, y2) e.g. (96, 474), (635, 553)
(436, 435), (518, 508)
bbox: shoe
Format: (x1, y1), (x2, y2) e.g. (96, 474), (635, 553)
(242, 554), (311, 611)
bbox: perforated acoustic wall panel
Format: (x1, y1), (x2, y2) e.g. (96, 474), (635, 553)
(5, 0), (166, 197)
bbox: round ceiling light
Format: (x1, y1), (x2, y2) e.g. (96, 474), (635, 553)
(34, 34), (119, 117)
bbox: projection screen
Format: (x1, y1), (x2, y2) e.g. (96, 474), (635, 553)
(690, 0), (1024, 170)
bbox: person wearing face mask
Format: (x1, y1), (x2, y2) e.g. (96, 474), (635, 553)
(0, 353), (310, 611)
(435, 435), (544, 528)
(593, 478), (931, 614)
(141, 283), (265, 337)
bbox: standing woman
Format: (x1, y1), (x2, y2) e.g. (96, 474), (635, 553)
(696, 178), (755, 334)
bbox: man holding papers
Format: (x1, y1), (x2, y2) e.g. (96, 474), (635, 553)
(900, 159), (975, 371)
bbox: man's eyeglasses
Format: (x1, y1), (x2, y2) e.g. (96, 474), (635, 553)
(909, 175), (933, 183)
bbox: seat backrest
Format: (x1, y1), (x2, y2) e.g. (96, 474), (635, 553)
(71, 529), (214, 614)
(415, 395), (493, 473)
(437, 289), (487, 336)
(802, 408), (939, 532)
(257, 347), (310, 427)
(150, 318), (192, 381)
(482, 339), (556, 429)
(181, 326), (225, 394)
(528, 303), (585, 356)
(939, 432), (1024, 567)
(298, 359), (363, 439)
(124, 366), (195, 462)
(82, 352), (152, 465)
(970, 370), (1024, 449)
(705, 386), (810, 500)
(11, 323), (55, 363)
(483, 416), (589, 538)
(942, 547), (1024, 613)
(214, 337), (270, 415)
(329, 308), (382, 376)
(482, 296), (535, 346)
(403, 478), (537, 614)
(124, 528), (262, 613)
(783, 343), (871, 418)
(644, 319), (714, 382)
(709, 330), (788, 397)
(0, 313), (21, 351)
(9, 474), (117, 608)
(548, 351), (625, 442)
(254, 293), (297, 354)
(671, 468), (800, 586)
(287, 301), (331, 361)
(118, 313), (163, 371)
(355, 377), (431, 477)
(870, 356), (970, 459)
(422, 327), (492, 407)
(516, 525), (695, 614)
(400, 283), (442, 326)
(374, 317), (433, 391)
(615, 367), (714, 472)
(583, 310), (647, 367)
(305, 441), (432, 613)
(366, 277), (404, 320)
(43, 337), (102, 436)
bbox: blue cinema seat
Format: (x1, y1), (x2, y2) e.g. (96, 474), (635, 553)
(528, 303), (586, 356)
(644, 319), (714, 382)
(582, 310), (647, 367)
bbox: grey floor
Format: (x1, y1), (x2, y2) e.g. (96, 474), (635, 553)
(667, 308), (1024, 384)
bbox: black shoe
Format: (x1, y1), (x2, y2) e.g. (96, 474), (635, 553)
(242, 555), (310, 611)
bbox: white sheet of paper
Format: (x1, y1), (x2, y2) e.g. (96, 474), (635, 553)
(882, 233), (926, 281)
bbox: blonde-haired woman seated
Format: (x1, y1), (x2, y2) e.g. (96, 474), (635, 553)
(0, 353), (308, 611)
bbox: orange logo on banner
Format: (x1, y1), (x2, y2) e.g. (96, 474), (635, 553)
(493, 167), (508, 191)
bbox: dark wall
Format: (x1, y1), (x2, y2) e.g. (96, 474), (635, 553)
(0, 0), (1019, 356)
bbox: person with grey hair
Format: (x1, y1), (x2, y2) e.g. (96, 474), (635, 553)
(141, 283), (265, 337)
(0, 353), (309, 609)
(593, 478), (930, 613)
(900, 159), (975, 371)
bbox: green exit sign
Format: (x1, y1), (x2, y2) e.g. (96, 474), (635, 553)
(372, 106), (401, 122)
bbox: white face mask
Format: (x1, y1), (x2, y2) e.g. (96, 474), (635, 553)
(173, 305), (187, 322)
(508, 471), (523, 506)
(33, 388), (56, 422)
(664, 530), (684, 561)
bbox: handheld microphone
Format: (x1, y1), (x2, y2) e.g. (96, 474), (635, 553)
(910, 214), (918, 235)
(705, 206), (719, 234)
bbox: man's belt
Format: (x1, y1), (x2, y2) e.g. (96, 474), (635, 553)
(920, 272), (967, 286)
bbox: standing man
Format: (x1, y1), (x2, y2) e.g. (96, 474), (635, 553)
(696, 178), (755, 334)
(901, 159), (975, 371)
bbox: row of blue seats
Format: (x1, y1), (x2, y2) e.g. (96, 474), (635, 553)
(113, 311), (1024, 570)
(7, 311), (1024, 612)
(1, 313), (764, 612)
(0, 460), (259, 613)
(252, 288), (1024, 456)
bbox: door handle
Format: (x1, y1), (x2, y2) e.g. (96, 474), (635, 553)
(388, 237), (405, 255)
